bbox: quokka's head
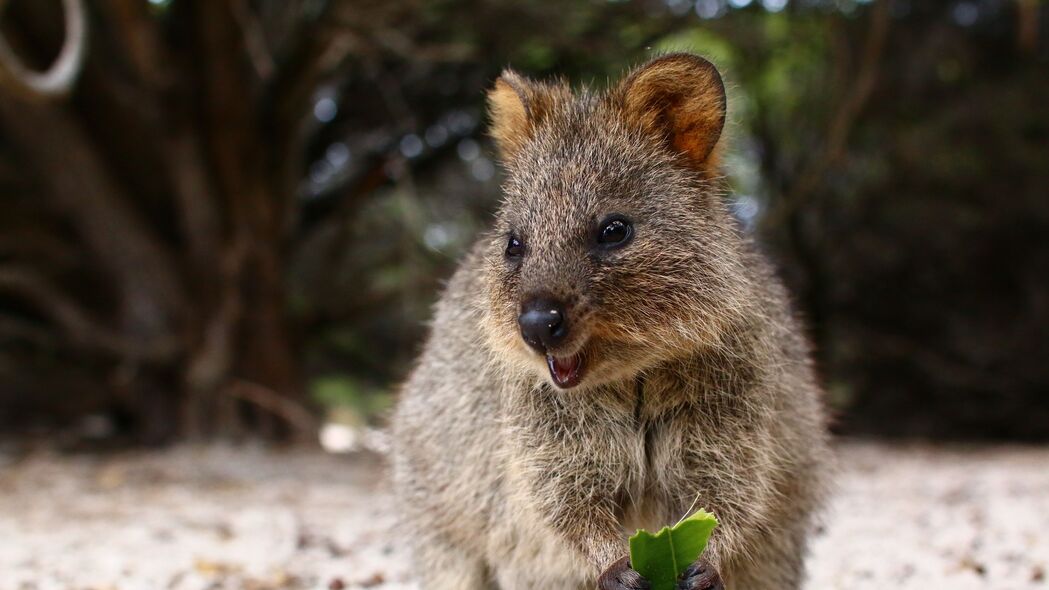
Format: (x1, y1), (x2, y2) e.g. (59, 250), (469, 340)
(480, 54), (754, 391)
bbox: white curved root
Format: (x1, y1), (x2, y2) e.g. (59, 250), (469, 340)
(0, 0), (88, 99)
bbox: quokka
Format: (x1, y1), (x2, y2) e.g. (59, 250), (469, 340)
(392, 53), (830, 590)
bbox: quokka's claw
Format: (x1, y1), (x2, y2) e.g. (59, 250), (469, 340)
(678, 558), (724, 590)
(598, 556), (652, 590)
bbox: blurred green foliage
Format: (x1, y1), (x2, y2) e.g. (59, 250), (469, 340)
(293, 0), (1049, 439)
(311, 376), (392, 425)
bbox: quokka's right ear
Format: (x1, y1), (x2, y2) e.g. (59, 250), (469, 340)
(487, 69), (568, 160)
(618, 53), (727, 173)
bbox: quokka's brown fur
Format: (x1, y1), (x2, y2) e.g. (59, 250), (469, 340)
(391, 54), (830, 589)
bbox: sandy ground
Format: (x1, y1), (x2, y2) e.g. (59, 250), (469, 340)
(1, 441), (1047, 590)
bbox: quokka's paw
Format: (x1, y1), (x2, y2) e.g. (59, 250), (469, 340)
(677, 558), (724, 590)
(598, 556), (651, 590)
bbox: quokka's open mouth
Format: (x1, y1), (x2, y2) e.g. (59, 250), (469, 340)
(546, 353), (584, 388)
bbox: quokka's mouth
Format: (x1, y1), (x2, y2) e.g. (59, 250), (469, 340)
(546, 353), (585, 389)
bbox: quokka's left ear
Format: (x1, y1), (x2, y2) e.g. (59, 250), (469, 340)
(617, 53), (727, 172)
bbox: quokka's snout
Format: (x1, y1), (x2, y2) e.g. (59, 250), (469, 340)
(516, 292), (587, 388)
(518, 295), (568, 353)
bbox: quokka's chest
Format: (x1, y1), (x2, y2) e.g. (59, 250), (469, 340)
(612, 411), (700, 529)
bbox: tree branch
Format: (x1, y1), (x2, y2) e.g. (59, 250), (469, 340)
(0, 92), (187, 345)
(0, 266), (178, 362)
(1017, 0), (1040, 53)
(94, 0), (223, 267)
(225, 379), (318, 437)
(763, 0), (891, 228)
(97, 0), (173, 90)
(0, 313), (56, 348)
(232, 0), (275, 80)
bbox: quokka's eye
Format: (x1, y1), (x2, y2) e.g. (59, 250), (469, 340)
(597, 216), (633, 248)
(505, 235), (524, 258)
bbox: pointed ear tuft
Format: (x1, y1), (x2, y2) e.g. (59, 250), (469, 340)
(487, 70), (568, 159)
(619, 54), (727, 172)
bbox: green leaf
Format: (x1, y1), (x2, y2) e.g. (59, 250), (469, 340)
(628, 509), (719, 590)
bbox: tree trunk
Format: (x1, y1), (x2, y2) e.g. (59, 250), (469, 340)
(0, 0), (311, 442)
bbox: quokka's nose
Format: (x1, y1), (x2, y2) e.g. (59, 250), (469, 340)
(518, 298), (568, 352)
